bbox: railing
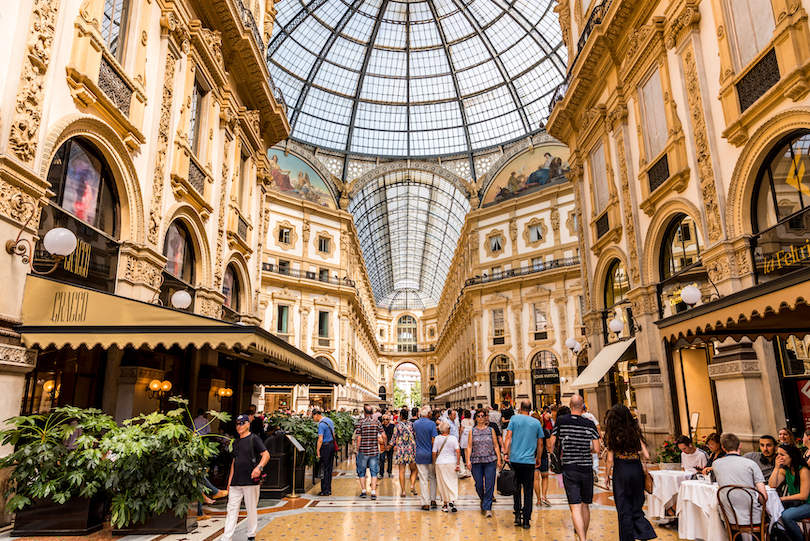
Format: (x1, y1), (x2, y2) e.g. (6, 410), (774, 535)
(737, 48), (780, 113)
(98, 56), (133, 116)
(262, 262), (357, 288)
(648, 154), (670, 193)
(378, 344), (437, 353)
(238, 0), (265, 56)
(464, 256), (580, 286)
(548, 0), (614, 115)
(237, 215), (248, 241)
(596, 213), (610, 239)
(188, 159), (206, 195)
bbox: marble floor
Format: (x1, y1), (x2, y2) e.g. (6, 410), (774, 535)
(2, 460), (680, 541)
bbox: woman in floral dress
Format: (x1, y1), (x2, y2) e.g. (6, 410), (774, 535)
(391, 407), (418, 496)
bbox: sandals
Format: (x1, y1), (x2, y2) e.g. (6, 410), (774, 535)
(400, 491), (407, 497)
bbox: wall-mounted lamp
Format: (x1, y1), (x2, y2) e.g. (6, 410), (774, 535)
(147, 379), (173, 400)
(680, 284), (702, 307)
(6, 196), (77, 274)
(473, 381), (480, 387)
(560, 376), (567, 384)
(215, 387), (233, 402)
(150, 272), (193, 309)
(514, 379), (521, 386)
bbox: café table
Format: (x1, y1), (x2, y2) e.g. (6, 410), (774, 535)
(647, 469), (691, 519)
(676, 479), (725, 541)
(765, 486), (784, 532)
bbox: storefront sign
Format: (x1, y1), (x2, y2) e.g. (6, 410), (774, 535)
(61, 239), (92, 278)
(798, 380), (810, 431)
(51, 291), (89, 323)
(669, 283), (698, 306)
(763, 240), (810, 274)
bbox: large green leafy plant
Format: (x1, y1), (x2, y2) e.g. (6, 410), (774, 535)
(325, 411), (355, 448)
(100, 398), (229, 528)
(0, 406), (117, 512)
(267, 413), (318, 465)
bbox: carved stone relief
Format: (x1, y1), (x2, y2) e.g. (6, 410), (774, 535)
(214, 137), (230, 289)
(615, 131), (641, 285)
(148, 52), (178, 246)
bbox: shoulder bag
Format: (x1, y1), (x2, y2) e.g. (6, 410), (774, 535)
(549, 435), (563, 474)
(433, 435), (449, 463)
(497, 462), (518, 496)
(642, 460), (653, 494)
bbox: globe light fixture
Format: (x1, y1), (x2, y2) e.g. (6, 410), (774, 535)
(680, 285), (702, 306)
(171, 290), (193, 310)
(5, 195), (78, 274)
(565, 337), (578, 350)
(514, 379), (520, 386)
(573, 342), (583, 354)
(147, 379), (173, 399)
(43, 228), (78, 256)
(560, 376), (567, 384)
(609, 317), (625, 335)
(43, 380), (55, 394)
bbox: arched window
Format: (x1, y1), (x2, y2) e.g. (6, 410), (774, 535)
(164, 221), (195, 284)
(429, 385), (437, 399)
(604, 259), (629, 308)
(753, 131), (810, 233)
(45, 137), (118, 236)
(660, 214), (702, 280)
(315, 356), (332, 368)
(223, 264), (240, 311)
(397, 315), (417, 352)
(490, 354), (511, 372)
(378, 385), (387, 400)
(531, 350), (558, 370)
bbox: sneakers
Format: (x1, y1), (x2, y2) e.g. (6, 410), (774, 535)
(541, 498), (551, 507)
(197, 514), (211, 520)
(371, 493), (377, 500)
(442, 504), (449, 512)
(449, 502), (457, 513)
(212, 489), (228, 499)
(360, 492), (367, 498)
(430, 501), (438, 509)
(485, 510), (492, 518)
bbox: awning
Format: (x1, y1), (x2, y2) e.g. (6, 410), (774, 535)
(571, 338), (636, 390)
(656, 266), (810, 344)
(16, 275), (345, 386)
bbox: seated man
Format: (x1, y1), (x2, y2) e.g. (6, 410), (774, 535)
(677, 435), (708, 474)
(743, 435), (777, 479)
(712, 433), (767, 526)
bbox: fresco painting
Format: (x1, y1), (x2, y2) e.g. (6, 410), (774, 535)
(267, 151), (337, 209)
(483, 144), (570, 205)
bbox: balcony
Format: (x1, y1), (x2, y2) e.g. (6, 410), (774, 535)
(262, 262), (357, 288)
(378, 344), (437, 354)
(464, 256), (580, 286)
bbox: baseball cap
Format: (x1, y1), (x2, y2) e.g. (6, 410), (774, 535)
(236, 414), (250, 424)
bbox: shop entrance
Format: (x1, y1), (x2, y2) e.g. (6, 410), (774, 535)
(531, 350), (560, 408)
(489, 355), (515, 407)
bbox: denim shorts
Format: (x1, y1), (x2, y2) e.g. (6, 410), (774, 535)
(356, 452), (380, 478)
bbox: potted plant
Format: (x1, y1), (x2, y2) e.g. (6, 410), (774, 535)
(0, 406), (117, 536)
(326, 411), (356, 460)
(655, 437), (682, 470)
(101, 397), (229, 533)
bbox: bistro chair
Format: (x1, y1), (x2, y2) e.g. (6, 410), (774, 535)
(717, 485), (769, 541)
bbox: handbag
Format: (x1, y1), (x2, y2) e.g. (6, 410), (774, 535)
(642, 460), (653, 494)
(497, 462), (518, 496)
(248, 434), (268, 484)
(549, 438), (563, 474)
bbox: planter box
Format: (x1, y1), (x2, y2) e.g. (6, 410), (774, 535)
(12, 495), (107, 536)
(112, 511), (197, 534)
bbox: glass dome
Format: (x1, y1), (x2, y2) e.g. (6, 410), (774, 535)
(267, 0), (566, 158)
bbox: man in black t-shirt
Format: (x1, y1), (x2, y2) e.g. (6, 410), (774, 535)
(501, 402), (515, 428)
(547, 395), (600, 541)
(221, 414), (269, 541)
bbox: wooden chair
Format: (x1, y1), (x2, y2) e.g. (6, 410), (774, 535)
(717, 485), (769, 541)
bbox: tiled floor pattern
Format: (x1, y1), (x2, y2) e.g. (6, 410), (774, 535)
(2, 460), (680, 541)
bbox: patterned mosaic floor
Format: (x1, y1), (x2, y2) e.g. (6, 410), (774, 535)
(0, 460), (681, 541)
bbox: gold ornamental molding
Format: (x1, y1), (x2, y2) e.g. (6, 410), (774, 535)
(148, 52), (179, 247)
(663, 0), (701, 50)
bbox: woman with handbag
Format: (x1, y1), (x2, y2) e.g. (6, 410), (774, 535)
(604, 404), (656, 541)
(467, 408), (501, 517)
(433, 421), (461, 513)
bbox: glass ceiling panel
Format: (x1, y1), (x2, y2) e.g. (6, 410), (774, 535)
(348, 171), (470, 308)
(268, 0), (565, 157)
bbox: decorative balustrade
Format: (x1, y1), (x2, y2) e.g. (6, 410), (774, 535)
(464, 256), (580, 286)
(262, 262), (356, 288)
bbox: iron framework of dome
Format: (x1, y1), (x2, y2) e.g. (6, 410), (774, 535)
(267, 0), (566, 164)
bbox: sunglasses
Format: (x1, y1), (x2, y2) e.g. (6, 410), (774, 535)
(236, 421), (248, 425)
(476, 414), (486, 417)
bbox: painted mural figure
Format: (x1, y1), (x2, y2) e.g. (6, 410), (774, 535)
(269, 154), (294, 191)
(266, 150), (338, 209)
(483, 143), (571, 206)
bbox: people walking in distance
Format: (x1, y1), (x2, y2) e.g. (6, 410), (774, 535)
(354, 404), (386, 500)
(504, 400), (546, 529)
(414, 405), (439, 510)
(548, 395), (601, 541)
(380, 414), (395, 478)
(531, 410), (551, 507)
(489, 403), (501, 427)
(603, 404), (657, 541)
(458, 410), (473, 478)
(221, 414), (269, 541)
(392, 407), (418, 496)
(314, 409), (336, 497)
(433, 421), (461, 513)
(467, 408), (501, 517)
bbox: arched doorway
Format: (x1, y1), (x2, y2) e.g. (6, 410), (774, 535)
(393, 362), (421, 408)
(488, 354), (515, 407)
(531, 350), (560, 408)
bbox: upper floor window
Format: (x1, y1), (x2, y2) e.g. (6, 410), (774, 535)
(489, 235), (502, 252)
(640, 68), (668, 161)
(46, 138), (119, 236)
(661, 214), (702, 280)
(529, 224), (543, 242)
(605, 259), (629, 309)
(493, 308), (505, 337)
(533, 304), (547, 331)
(102, 0), (130, 61)
(276, 305), (289, 334)
(223, 264), (240, 311)
(380, 365), (386, 379)
(491, 354), (510, 372)
(590, 143), (610, 214)
(754, 131), (810, 233)
(725, 0), (775, 69)
(189, 79), (208, 157)
(164, 221), (195, 284)
(397, 315), (417, 344)
(318, 236), (331, 254)
(236, 152), (249, 209)
(278, 226), (291, 244)
(318, 311), (329, 338)
(429, 364), (435, 379)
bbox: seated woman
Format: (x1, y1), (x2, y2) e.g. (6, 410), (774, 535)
(769, 443), (810, 541)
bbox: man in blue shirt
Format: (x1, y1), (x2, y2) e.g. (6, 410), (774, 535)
(314, 410), (336, 496)
(413, 406), (438, 510)
(504, 400), (545, 529)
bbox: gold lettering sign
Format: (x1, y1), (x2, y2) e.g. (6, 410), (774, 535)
(763, 240), (810, 274)
(62, 239), (91, 278)
(51, 291), (89, 323)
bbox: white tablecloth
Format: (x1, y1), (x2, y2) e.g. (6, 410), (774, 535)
(647, 470), (691, 519)
(766, 487), (785, 531)
(677, 480), (725, 541)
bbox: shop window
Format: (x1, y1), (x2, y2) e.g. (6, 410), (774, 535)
(101, 0), (130, 61)
(223, 264), (240, 313)
(188, 79), (208, 157)
(397, 315), (417, 352)
(278, 226), (291, 244)
(661, 214), (702, 280)
(590, 143), (610, 215)
(640, 68), (668, 161)
(276, 305), (289, 335)
(318, 236), (331, 254)
(22, 347), (105, 414)
(46, 138), (119, 236)
(724, 0), (775, 69)
(160, 221), (196, 309)
(529, 224), (543, 242)
(604, 259), (629, 309)
(753, 131), (810, 232)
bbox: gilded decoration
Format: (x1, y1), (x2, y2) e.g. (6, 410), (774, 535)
(522, 217), (549, 248)
(682, 45), (724, 244)
(554, 0), (573, 66)
(664, 1), (701, 50)
(214, 136), (231, 289)
(9, 0), (62, 163)
(510, 302), (524, 367)
(148, 53), (178, 246)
